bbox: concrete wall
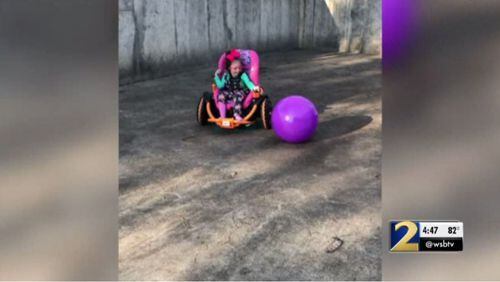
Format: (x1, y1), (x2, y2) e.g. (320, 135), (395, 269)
(324, 0), (381, 53)
(119, 0), (380, 83)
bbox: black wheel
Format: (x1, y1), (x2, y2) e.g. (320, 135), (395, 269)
(260, 97), (272, 129)
(197, 94), (209, 125)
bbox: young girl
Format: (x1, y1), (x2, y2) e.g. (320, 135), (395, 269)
(214, 52), (258, 121)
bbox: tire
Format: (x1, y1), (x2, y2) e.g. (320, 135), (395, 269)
(260, 97), (272, 129)
(197, 94), (209, 125)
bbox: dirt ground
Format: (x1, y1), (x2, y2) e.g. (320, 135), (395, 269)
(119, 50), (381, 280)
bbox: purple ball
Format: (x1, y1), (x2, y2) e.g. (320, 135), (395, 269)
(271, 95), (318, 143)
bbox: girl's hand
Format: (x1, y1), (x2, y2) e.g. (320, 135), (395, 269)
(252, 86), (261, 98)
(215, 69), (221, 76)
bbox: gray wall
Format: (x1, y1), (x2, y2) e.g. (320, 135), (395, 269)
(119, 0), (380, 83)
(320, 0), (381, 53)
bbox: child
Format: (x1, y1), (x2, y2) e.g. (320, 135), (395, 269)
(214, 52), (258, 121)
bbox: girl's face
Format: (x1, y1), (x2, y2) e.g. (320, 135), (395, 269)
(229, 61), (242, 77)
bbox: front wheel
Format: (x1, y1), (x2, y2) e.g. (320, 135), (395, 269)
(197, 94), (209, 125)
(260, 97), (272, 129)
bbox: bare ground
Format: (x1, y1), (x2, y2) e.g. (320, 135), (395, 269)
(119, 50), (381, 280)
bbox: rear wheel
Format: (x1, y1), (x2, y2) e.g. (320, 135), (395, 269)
(197, 94), (209, 125)
(260, 97), (272, 129)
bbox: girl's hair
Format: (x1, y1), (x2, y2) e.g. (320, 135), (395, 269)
(226, 58), (242, 70)
(225, 49), (241, 69)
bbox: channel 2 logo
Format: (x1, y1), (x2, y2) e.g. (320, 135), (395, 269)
(390, 220), (463, 252)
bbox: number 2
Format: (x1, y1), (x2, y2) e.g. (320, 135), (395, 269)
(391, 221), (419, 251)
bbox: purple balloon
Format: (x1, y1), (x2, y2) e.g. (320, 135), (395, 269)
(271, 95), (318, 143)
(383, 0), (419, 69)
